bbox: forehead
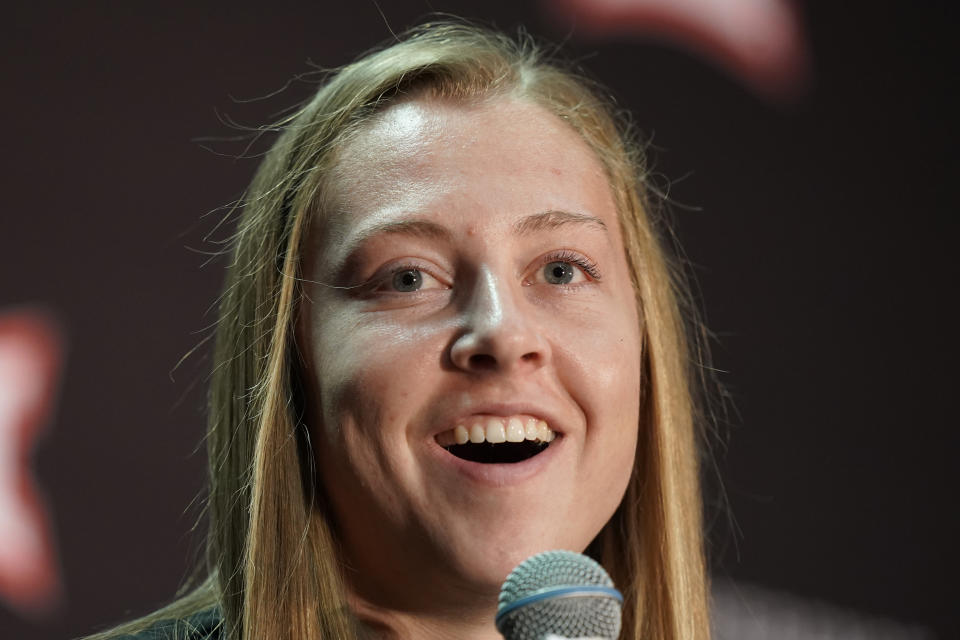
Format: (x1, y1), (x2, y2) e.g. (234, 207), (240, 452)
(319, 96), (620, 249)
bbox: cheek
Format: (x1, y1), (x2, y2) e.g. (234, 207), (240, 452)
(306, 308), (448, 467)
(304, 310), (447, 530)
(587, 330), (641, 472)
(559, 293), (642, 409)
(556, 295), (641, 498)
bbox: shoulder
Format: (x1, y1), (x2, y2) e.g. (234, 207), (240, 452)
(112, 607), (223, 640)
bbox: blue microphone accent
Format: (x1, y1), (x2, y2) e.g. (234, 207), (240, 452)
(495, 550), (624, 640)
(495, 585), (623, 624)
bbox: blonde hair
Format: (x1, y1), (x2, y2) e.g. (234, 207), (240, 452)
(88, 20), (710, 640)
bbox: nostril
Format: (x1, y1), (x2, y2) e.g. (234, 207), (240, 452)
(521, 352), (538, 362)
(468, 353), (497, 370)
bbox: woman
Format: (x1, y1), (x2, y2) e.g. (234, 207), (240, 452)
(89, 21), (710, 640)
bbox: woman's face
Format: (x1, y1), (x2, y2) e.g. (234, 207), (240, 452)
(298, 96), (642, 610)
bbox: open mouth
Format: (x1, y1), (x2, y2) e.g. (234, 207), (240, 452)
(444, 440), (552, 464)
(436, 416), (558, 464)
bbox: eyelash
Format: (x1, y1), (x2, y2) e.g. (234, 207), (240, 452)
(537, 249), (603, 282)
(370, 261), (442, 293)
(367, 250), (602, 294)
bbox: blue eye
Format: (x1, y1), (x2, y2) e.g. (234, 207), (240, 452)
(543, 261), (575, 284)
(392, 269), (423, 292)
(528, 251), (600, 286)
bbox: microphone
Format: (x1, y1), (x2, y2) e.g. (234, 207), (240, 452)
(495, 550), (623, 640)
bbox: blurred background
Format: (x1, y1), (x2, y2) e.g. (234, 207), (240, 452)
(0, 1), (956, 638)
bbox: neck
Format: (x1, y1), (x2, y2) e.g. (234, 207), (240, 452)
(350, 590), (503, 640)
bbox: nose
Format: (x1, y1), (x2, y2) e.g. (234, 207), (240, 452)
(448, 267), (550, 374)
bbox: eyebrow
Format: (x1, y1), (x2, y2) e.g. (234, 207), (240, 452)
(332, 209), (607, 277)
(339, 219), (453, 264)
(348, 210), (606, 246)
(332, 219), (453, 278)
(512, 209), (608, 235)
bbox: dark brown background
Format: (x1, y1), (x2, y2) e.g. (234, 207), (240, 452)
(1, 1), (956, 638)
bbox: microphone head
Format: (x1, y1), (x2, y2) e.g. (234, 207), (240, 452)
(495, 550), (623, 640)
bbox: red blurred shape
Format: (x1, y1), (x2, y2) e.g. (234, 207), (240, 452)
(0, 309), (63, 615)
(547, 0), (810, 100)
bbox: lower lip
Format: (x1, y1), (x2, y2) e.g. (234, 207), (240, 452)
(426, 435), (565, 487)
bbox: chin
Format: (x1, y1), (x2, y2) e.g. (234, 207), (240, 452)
(440, 519), (601, 595)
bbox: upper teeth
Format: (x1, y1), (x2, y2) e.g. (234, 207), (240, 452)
(436, 416), (556, 446)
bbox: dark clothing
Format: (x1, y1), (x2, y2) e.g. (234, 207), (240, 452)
(114, 607), (223, 640)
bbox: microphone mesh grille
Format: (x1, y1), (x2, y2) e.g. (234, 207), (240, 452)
(497, 550), (622, 640)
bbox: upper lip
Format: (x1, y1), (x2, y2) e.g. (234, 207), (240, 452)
(428, 400), (570, 438)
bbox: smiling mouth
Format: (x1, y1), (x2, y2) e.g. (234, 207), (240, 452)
(445, 440), (552, 463)
(436, 415), (558, 464)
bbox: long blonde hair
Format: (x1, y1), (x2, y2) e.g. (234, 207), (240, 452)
(88, 21), (710, 640)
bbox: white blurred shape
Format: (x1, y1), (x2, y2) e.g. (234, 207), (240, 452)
(548, 0), (810, 100)
(0, 342), (47, 565)
(0, 311), (62, 615)
(711, 579), (936, 639)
